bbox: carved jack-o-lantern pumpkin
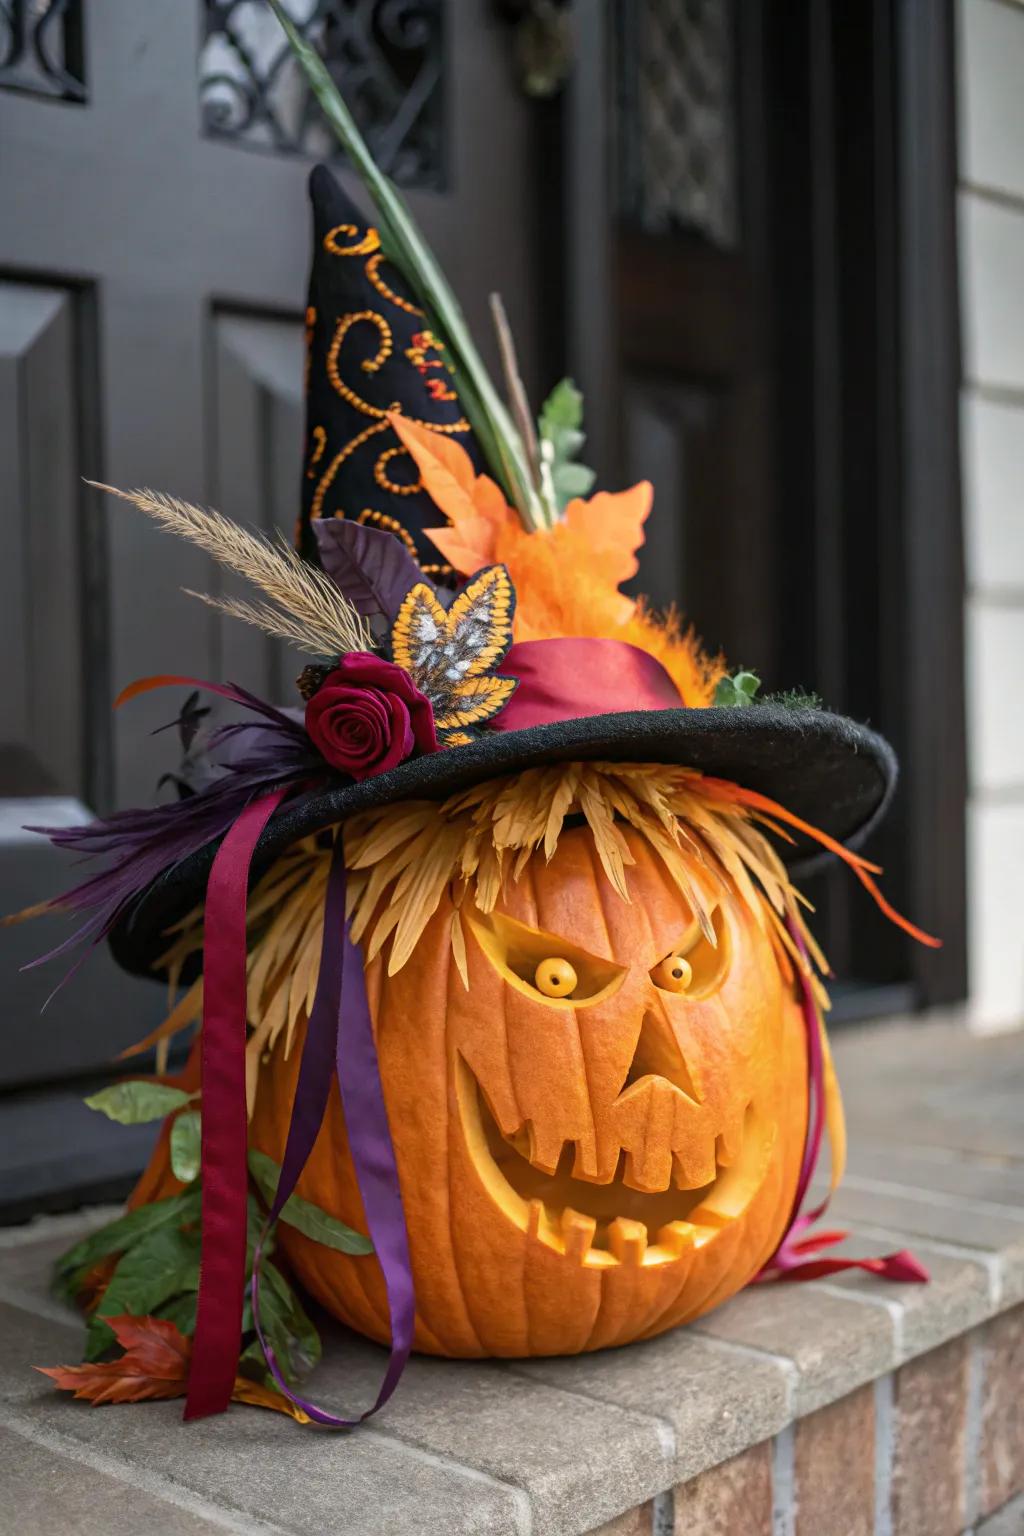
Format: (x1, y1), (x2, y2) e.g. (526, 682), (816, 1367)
(250, 820), (809, 1357)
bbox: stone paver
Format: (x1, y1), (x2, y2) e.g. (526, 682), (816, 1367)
(0, 1422), (226, 1536)
(978, 1492), (1024, 1535)
(691, 1282), (896, 1416)
(309, 1341), (669, 1536)
(511, 1328), (793, 1487)
(809, 1231), (994, 1361)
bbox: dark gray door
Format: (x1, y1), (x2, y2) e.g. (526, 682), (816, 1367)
(0, 0), (539, 1210)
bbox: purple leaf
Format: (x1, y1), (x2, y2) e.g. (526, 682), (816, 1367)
(314, 519), (427, 623)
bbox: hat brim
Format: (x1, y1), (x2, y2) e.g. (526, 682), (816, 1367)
(109, 704), (896, 980)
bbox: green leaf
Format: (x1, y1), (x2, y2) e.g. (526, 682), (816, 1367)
(248, 1149), (373, 1256)
(155, 1291), (198, 1338)
(713, 669), (762, 708)
(251, 1259), (322, 1385)
(267, 0), (545, 529)
(553, 462), (597, 503)
(169, 1110), (202, 1184)
(83, 1081), (192, 1126)
(539, 377), (584, 433)
(53, 1191), (198, 1305)
(86, 1221), (202, 1358)
(538, 377), (597, 513)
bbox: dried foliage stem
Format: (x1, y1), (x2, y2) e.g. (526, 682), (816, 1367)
(488, 292), (549, 522)
(90, 482), (373, 657)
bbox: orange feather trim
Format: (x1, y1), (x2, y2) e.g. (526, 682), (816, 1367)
(701, 777), (941, 948)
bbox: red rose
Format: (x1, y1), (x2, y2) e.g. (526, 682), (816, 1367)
(304, 653), (437, 781)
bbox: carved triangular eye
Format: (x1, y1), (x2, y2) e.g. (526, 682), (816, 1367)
(650, 907), (730, 999)
(467, 910), (626, 1007)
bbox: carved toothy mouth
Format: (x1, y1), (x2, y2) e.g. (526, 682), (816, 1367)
(456, 1057), (776, 1268)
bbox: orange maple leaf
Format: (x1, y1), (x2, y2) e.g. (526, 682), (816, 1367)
(388, 412), (515, 571)
(37, 1313), (311, 1422)
(389, 414), (723, 705)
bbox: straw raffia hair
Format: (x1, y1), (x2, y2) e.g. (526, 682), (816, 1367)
(130, 763), (829, 1110)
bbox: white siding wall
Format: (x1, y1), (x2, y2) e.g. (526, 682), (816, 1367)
(958, 0), (1024, 1030)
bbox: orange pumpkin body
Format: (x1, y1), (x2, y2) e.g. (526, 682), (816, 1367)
(248, 823), (809, 1357)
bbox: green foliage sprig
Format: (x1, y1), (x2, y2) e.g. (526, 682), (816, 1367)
(538, 379), (597, 511)
(713, 669), (762, 708)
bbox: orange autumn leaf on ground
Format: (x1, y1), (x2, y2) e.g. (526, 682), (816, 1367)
(37, 1313), (310, 1422)
(389, 413), (725, 706)
(37, 1314), (189, 1406)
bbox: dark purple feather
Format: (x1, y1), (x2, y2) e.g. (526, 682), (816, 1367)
(313, 519), (426, 622)
(27, 708), (323, 972)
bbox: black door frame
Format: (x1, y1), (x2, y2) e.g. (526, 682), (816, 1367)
(896, 0), (967, 1008)
(560, 0), (966, 1014)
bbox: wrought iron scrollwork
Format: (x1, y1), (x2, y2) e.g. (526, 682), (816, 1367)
(200, 0), (446, 190)
(0, 0), (86, 102)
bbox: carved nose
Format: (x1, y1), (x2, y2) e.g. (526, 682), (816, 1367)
(622, 1009), (702, 1104)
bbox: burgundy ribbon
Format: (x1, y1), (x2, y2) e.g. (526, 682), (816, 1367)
(756, 921), (928, 1286)
(249, 840), (414, 1424)
(493, 638), (683, 731)
(185, 785), (288, 1421)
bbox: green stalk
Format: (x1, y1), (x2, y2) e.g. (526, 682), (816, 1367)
(269, 1), (547, 530)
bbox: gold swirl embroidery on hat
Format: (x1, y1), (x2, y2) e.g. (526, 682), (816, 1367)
(355, 507), (418, 554)
(374, 445), (422, 497)
(310, 418), (392, 520)
(306, 425), (327, 480)
(365, 251), (423, 317)
(326, 311), (395, 412)
(323, 223), (381, 257)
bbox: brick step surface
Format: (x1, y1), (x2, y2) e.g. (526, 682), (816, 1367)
(0, 1016), (1022, 1535)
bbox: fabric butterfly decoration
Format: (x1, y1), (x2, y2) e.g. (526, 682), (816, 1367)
(390, 565), (517, 746)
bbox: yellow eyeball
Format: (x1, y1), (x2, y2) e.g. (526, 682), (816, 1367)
(653, 953), (693, 993)
(534, 957), (578, 998)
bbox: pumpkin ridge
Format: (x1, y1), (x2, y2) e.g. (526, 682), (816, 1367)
(440, 928), (493, 1356)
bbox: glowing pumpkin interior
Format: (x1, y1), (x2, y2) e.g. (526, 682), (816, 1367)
(249, 822), (811, 1358)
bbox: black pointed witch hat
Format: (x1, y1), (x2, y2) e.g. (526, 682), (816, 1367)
(298, 165), (486, 575)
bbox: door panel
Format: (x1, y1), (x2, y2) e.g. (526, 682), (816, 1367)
(0, 0), (540, 1210)
(212, 310), (305, 701)
(0, 282), (85, 796)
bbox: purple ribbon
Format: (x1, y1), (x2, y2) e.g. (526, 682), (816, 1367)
(250, 838), (414, 1424)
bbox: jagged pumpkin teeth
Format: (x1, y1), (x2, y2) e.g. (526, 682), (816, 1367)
(607, 1217), (648, 1266)
(526, 1198), (547, 1241)
(561, 1208), (597, 1264)
(656, 1221), (699, 1257)
(672, 1148), (717, 1192)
